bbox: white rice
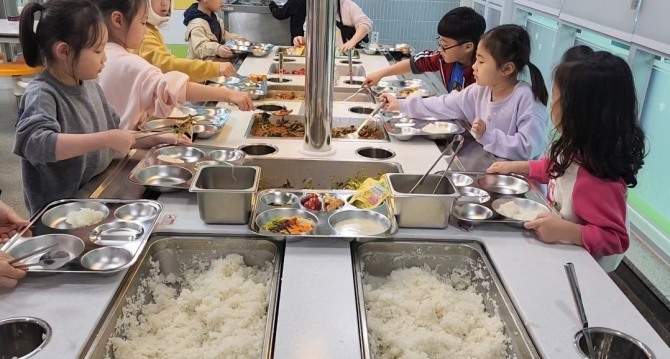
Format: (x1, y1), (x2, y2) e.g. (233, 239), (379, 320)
(65, 208), (105, 228)
(364, 267), (508, 359)
(497, 201), (546, 221)
(106, 254), (272, 359)
(156, 154), (185, 164)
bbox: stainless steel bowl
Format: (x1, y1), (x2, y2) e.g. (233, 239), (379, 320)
(451, 203), (494, 222)
(446, 172), (474, 187)
(153, 146), (205, 163)
(328, 210), (391, 236)
(135, 165), (193, 192)
(458, 187), (491, 204)
(0, 317), (52, 359)
(80, 247), (133, 271)
(41, 201), (110, 229)
(256, 208), (319, 237)
(491, 198), (550, 221)
(114, 202), (160, 221)
(476, 174), (530, 195)
(6, 234), (84, 265)
(389, 127), (420, 141)
(260, 191), (300, 207)
(355, 147), (396, 160)
(208, 149), (246, 165)
(574, 327), (655, 359)
(238, 143), (278, 156)
(191, 124), (220, 139)
(421, 121), (464, 140)
(89, 221), (144, 245)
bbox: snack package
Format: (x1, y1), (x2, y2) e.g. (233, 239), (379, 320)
(348, 175), (390, 209)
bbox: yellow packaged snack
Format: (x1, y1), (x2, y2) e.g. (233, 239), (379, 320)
(348, 175), (390, 209)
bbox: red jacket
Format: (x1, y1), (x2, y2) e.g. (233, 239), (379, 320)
(409, 50), (475, 92)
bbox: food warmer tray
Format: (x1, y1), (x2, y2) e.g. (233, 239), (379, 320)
(1, 199), (163, 274)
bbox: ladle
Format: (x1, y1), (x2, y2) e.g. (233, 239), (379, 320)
(565, 262), (597, 359)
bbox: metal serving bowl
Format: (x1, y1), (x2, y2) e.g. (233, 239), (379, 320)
(208, 149), (246, 165)
(451, 203), (494, 223)
(574, 327), (655, 359)
(458, 186), (491, 204)
(135, 165), (193, 192)
(476, 174), (530, 195)
(0, 317), (52, 359)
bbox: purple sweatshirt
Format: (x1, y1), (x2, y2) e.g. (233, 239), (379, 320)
(399, 82), (548, 160)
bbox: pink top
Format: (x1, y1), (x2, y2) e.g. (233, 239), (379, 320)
(529, 158), (629, 271)
(98, 43), (189, 130)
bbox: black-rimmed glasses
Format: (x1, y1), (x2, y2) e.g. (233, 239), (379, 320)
(436, 38), (467, 51)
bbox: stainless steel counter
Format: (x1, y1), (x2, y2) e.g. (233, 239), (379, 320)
(220, 2), (292, 46)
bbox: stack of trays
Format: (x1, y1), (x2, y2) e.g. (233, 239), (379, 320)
(382, 112), (464, 141)
(249, 189), (398, 240)
(447, 172), (556, 226)
(128, 145), (246, 192)
(139, 106), (230, 139)
(1, 199), (162, 273)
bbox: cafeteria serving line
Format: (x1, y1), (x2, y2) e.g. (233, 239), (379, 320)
(0, 0), (669, 358)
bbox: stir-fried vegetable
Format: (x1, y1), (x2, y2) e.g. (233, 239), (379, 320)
(262, 216), (315, 234)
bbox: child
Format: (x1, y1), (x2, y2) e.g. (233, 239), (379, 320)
(183, 0), (243, 60)
(364, 7), (486, 93)
(13, 0), (138, 215)
(487, 52), (646, 272)
(94, 0), (253, 130)
(293, 0), (372, 52)
(137, 0), (237, 83)
(382, 25), (549, 161)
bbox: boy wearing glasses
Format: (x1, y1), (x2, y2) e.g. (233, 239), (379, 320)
(364, 7), (485, 93)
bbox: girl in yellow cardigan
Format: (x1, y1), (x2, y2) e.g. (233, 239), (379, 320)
(137, 0), (236, 83)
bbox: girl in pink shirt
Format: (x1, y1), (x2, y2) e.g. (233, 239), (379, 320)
(93, 0), (254, 130)
(488, 51), (647, 272)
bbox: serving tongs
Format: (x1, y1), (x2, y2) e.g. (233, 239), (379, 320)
(8, 243), (58, 266)
(408, 134), (464, 193)
(346, 101), (385, 139)
(565, 263), (597, 359)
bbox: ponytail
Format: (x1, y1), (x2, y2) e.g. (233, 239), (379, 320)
(19, 2), (44, 67)
(527, 62), (548, 105)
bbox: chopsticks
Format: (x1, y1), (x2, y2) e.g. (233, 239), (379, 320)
(8, 243), (58, 266)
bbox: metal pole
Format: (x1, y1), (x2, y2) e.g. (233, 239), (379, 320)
(303, 0), (336, 154)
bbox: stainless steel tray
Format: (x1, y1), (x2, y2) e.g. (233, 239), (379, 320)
(217, 75), (269, 99)
(245, 113), (389, 142)
(225, 39), (274, 55)
(80, 236), (283, 359)
(383, 115), (464, 141)
(1, 199), (162, 274)
(139, 106), (231, 139)
(370, 80), (436, 99)
(249, 189), (398, 239)
(128, 145), (245, 192)
(446, 171), (557, 227)
(353, 240), (540, 359)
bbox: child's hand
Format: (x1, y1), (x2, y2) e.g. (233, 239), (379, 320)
(487, 161), (530, 175)
(136, 133), (192, 148)
(227, 90), (255, 111)
(219, 63), (236, 77)
(364, 72), (383, 87)
(293, 36), (305, 47)
(107, 129), (135, 154)
(524, 213), (583, 246)
(471, 118), (486, 139)
(379, 93), (399, 112)
(0, 251), (26, 288)
(217, 45), (233, 58)
(0, 201), (30, 244)
(338, 41), (356, 53)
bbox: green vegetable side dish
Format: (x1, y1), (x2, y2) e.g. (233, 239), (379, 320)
(262, 216), (316, 235)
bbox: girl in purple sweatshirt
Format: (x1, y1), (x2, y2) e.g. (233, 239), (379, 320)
(382, 25), (549, 160)
(488, 51), (647, 272)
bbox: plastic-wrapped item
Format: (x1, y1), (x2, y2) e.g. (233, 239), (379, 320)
(348, 175), (390, 209)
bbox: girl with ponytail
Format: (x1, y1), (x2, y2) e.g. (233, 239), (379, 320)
(382, 24), (549, 161)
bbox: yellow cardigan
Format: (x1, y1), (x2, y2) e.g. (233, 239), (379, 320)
(137, 24), (220, 83)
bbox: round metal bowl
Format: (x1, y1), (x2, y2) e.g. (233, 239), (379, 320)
(355, 147), (395, 160)
(421, 121), (463, 140)
(80, 247), (133, 271)
(0, 317), (52, 359)
(476, 174), (530, 195)
(458, 187), (491, 204)
(451, 203), (494, 223)
(153, 146), (205, 163)
(299, 193), (324, 212)
(329, 210), (390, 236)
(89, 221), (144, 245)
(447, 173), (474, 187)
(41, 201), (110, 229)
(135, 165), (193, 192)
(6, 234), (84, 266)
(255, 208), (319, 239)
(191, 124), (220, 139)
(259, 191), (300, 208)
(491, 198), (550, 222)
(208, 149), (246, 165)
(256, 104), (286, 112)
(348, 106), (374, 115)
(574, 327), (655, 359)
(238, 143), (278, 156)
(114, 202), (160, 221)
